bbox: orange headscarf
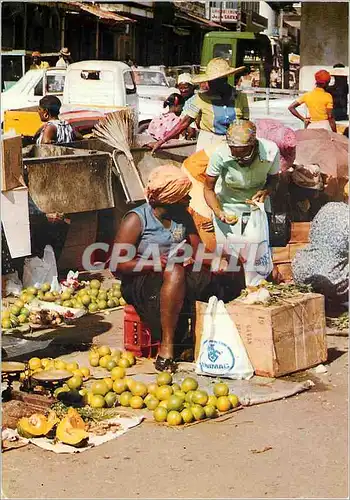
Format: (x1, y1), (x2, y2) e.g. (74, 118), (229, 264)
(145, 165), (192, 205)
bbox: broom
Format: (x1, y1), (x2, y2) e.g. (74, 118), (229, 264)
(93, 108), (145, 199)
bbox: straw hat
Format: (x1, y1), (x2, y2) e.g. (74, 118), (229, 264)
(192, 58), (245, 84)
(60, 47), (71, 57)
(32, 51), (41, 57)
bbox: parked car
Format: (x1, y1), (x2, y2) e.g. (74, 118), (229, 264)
(132, 67), (178, 131)
(1, 67), (66, 124)
(3, 61), (139, 136)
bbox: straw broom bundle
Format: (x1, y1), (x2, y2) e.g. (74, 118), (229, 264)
(93, 108), (145, 198)
(93, 107), (137, 161)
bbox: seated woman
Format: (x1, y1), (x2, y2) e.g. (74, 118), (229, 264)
(292, 181), (349, 303)
(114, 165), (243, 372)
(147, 93), (185, 141)
(34, 95), (82, 145)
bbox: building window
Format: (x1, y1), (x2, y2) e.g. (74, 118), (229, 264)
(213, 44), (232, 63)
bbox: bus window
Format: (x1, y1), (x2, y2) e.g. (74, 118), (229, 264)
(213, 44), (232, 63)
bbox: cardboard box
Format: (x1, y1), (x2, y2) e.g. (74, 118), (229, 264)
(272, 246), (290, 263)
(290, 222), (310, 244)
(1, 135), (23, 192)
(1, 185), (31, 258)
(195, 293), (327, 378)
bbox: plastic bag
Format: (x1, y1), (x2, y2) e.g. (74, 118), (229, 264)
(4, 271), (23, 297)
(23, 245), (58, 288)
(196, 296), (254, 380)
(229, 202), (273, 287)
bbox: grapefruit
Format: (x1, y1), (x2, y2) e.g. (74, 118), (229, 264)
(125, 377), (136, 391)
(54, 359), (67, 371)
(153, 407), (168, 422)
(67, 375), (83, 390)
(167, 395), (184, 411)
(106, 360), (117, 372)
(66, 362), (79, 372)
(157, 372), (173, 386)
(41, 283), (51, 292)
(204, 405), (217, 419)
(145, 396), (159, 410)
(129, 396), (144, 409)
(131, 382), (148, 398)
(119, 391), (132, 407)
(40, 358), (52, 369)
(192, 390), (209, 406)
(90, 394), (105, 408)
(147, 383), (159, 396)
(213, 382), (229, 397)
(72, 369), (84, 378)
(91, 380), (109, 396)
(172, 383), (181, 392)
(181, 407), (194, 424)
(113, 379), (128, 394)
(28, 357), (41, 371)
(216, 396), (232, 412)
(118, 358), (131, 369)
(228, 394), (240, 408)
(90, 279), (101, 289)
(207, 395), (218, 407)
(156, 385), (173, 401)
(110, 367), (126, 380)
(98, 345), (111, 357)
(103, 378), (114, 391)
(185, 390), (195, 404)
(174, 390), (186, 402)
(167, 410), (182, 426)
(107, 299), (116, 308)
(80, 367), (90, 378)
(181, 377), (198, 393)
(89, 354), (100, 367)
(122, 351), (136, 366)
(158, 400), (168, 409)
(105, 391), (118, 408)
(81, 295), (91, 306)
(88, 303), (99, 313)
(191, 404), (206, 421)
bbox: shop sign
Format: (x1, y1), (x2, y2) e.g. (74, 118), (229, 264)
(210, 7), (238, 22)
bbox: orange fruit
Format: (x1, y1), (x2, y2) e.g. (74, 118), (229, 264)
(131, 381), (147, 398)
(118, 358), (131, 369)
(112, 378), (128, 394)
(153, 406), (168, 422)
(155, 385), (173, 401)
(147, 383), (159, 396)
(213, 382), (229, 397)
(228, 394), (240, 408)
(181, 407), (194, 424)
(191, 404), (206, 421)
(181, 377), (198, 393)
(110, 367), (126, 380)
(119, 391), (132, 407)
(103, 377), (113, 391)
(157, 372), (172, 386)
(91, 380), (109, 396)
(216, 396), (232, 412)
(191, 390), (209, 406)
(129, 396), (144, 409)
(204, 405), (217, 419)
(90, 394), (105, 408)
(167, 395), (184, 411)
(167, 410), (182, 426)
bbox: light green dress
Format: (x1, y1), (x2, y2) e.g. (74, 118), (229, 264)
(206, 138), (280, 246)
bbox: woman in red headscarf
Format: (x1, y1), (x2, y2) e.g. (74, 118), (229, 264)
(288, 70), (337, 132)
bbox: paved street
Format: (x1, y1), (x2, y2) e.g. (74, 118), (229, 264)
(2, 311), (348, 499)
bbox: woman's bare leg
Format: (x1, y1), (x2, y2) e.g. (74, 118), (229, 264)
(159, 264), (185, 359)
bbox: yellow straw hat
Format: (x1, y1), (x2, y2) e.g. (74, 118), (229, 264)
(192, 58), (245, 84)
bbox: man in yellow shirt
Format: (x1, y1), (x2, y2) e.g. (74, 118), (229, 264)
(289, 70), (336, 132)
(30, 51), (50, 70)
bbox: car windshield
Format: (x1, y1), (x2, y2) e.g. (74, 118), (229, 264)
(3, 70), (38, 94)
(132, 71), (168, 87)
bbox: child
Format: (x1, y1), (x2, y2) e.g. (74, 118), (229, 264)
(147, 93), (184, 141)
(35, 95), (82, 145)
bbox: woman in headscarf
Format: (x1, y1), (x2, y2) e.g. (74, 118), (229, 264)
(204, 120), (280, 253)
(150, 58), (249, 153)
(176, 73), (196, 102)
(114, 165), (243, 372)
(292, 181), (349, 303)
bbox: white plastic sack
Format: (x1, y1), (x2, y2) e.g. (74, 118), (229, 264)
(228, 202), (273, 287)
(196, 296), (254, 380)
(4, 271), (23, 297)
(23, 245), (58, 288)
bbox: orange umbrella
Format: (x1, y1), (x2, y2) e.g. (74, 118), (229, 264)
(295, 129), (348, 178)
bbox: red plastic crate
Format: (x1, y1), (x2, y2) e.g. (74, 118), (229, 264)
(124, 305), (160, 358)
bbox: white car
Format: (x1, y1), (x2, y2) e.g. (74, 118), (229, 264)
(133, 67), (179, 130)
(1, 67), (66, 123)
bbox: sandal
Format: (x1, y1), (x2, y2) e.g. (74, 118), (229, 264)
(154, 355), (177, 373)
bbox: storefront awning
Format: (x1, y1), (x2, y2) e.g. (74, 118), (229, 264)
(70, 2), (136, 23)
(175, 10), (227, 30)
